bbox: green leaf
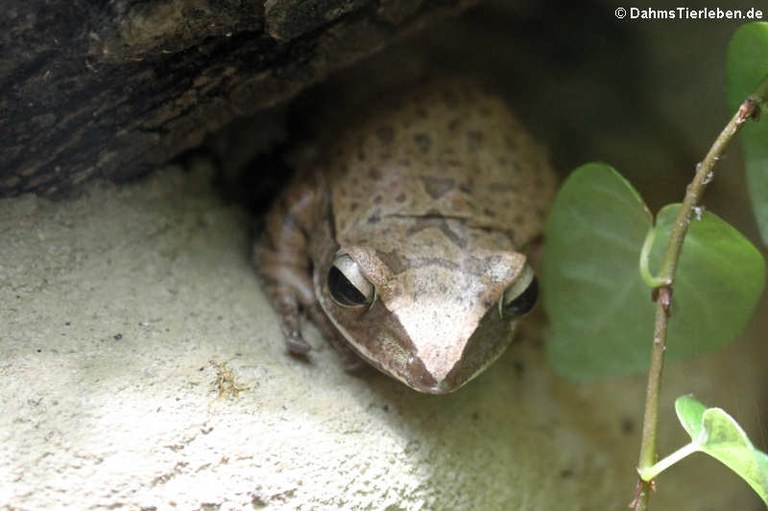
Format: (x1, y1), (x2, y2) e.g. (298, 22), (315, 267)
(654, 205), (765, 365)
(726, 22), (768, 244)
(675, 395), (768, 505)
(542, 165), (766, 379)
(541, 163), (654, 379)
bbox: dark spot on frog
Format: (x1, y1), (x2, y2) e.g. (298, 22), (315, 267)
(375, 126), (394, 144)
(349, 202), (359, 212)
(467, 130), (483, 152)
(382, 404), (390, 412)
(559, 469), (575, 479)
(489, 181), (520, 193)
(413, 133), (431, 154)
(421, 176), (455, 199)
(497, 156), (508, 166)
(407, 213), (467, 249)
(113, 333), (123, 341)
(471, 412), (480, 421)
(620, 417), (635, 434)
(483, 207), (496, 217)
(512, 360), (525, 377)
(367, 213), (381, 224)
(395, 193), (406, 203)
(439, 148), (463, 168)
(377, 249), (407, 274)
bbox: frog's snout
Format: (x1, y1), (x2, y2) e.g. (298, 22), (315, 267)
(382, 302), (518, 394)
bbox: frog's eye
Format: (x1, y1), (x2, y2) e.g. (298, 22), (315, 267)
(328, 254), (376, 307)
(500, 265), (538, 318)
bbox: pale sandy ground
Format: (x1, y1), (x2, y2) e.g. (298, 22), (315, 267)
(1, 161), (765, 510)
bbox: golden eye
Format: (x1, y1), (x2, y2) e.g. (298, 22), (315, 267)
(500, 264), (538, 318)
(327, 253), (375, 307)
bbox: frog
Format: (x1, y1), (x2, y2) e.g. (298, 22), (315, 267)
(257, 77), (556, 394)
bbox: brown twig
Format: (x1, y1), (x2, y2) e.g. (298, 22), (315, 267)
(630, 76), (767, 511)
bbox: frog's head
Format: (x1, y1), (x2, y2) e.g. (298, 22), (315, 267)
(315, 240), (538, 394)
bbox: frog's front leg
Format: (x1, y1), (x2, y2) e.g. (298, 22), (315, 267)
(258, 177), (323, 355)
(258, 176), (363, 368)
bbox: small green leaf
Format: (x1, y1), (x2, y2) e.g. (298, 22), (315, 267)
(726, 22), (768, 244)
(675, 395), (768, 505)
(542, 166), (765, 379)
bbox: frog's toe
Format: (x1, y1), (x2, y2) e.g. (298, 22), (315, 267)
(285, 331), (312, 355)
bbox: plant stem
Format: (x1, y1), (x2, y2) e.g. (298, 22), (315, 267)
(631, 76), (768, 511)
(638, 442), (699, 481)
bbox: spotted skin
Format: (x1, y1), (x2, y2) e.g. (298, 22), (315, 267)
(258, 78), (556, 393)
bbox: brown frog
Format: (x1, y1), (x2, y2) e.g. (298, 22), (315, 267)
(258, 78), (556, 394)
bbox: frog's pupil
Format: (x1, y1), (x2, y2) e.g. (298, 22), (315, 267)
(504, 277), (538, 316)
(328, 266), (368, 306)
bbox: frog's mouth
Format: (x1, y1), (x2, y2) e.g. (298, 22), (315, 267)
(328, 298), (519, 394)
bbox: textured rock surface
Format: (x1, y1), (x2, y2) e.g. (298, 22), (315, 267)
(0, 0), (473, 197)
(1, 164), (765, 510)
